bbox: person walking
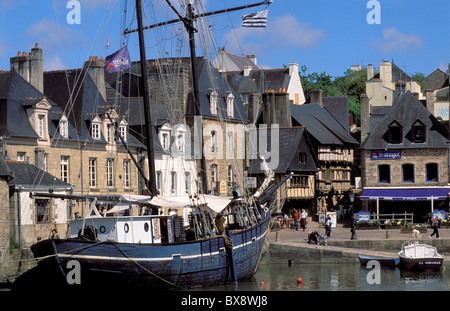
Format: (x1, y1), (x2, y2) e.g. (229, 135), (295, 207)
(350, 216), (357, 240)
(300, 209), (307, 231)
(429, 216), (440, 239)
(293, 208), (300, 231)
(325, 215), (332, 238)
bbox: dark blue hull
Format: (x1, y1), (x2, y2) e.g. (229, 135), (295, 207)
(27, 217), (270, 289)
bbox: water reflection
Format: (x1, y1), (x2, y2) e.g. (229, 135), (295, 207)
(195, 263), (448, 291)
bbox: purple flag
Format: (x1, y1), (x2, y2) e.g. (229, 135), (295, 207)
(105, 46), (131, 73)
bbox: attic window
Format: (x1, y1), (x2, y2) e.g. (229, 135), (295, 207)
(412, 120), (426, 143)
(59, 115), (68, 138)
(387, 121), (402, 144)
(226, 93), (234, 118)
(209, 91), (218, 115)
(119, 119), (128, 143)
(91, 121), (101, 140)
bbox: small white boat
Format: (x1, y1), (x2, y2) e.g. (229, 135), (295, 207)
(398, 241), (444, 271)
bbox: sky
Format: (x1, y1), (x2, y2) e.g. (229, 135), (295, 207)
(0, 0), (449, 79)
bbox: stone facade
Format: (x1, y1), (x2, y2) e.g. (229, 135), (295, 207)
(362, 148), (449, 187)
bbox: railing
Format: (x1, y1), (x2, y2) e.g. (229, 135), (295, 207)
(355, 212), (414, 223)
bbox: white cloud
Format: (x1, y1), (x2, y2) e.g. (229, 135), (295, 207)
(371, 27), (423, 53)
(26, 19), (83, 50)
(221, 14), (325, 57)
(44, 55), (66, 71)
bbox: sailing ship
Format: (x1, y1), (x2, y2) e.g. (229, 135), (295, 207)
(14, 0), (287, 289)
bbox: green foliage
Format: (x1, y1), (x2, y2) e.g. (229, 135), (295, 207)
(300, 65), (368, 125)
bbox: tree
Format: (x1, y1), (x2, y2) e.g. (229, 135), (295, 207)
(300, 65), (366, 125)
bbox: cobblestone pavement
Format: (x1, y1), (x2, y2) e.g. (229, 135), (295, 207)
(266, 219), (450, 243)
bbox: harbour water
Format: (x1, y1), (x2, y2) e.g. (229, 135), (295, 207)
(194, 262), (449, 291)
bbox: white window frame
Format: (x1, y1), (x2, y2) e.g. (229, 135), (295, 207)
(38, 114), (45, 138)
(106, 159), (114, 188)
(89, 158), (97, 188)
(59, 115), (68, 138)
(123, 160), (130, 188)
(210, 91), (218, 115)
(156, 171), (162, 194)
(91, 122), (101, 140)
(61, 156), (69, 183)
(226, 93), (234, 118)
(171, 171), (177, 194)
(119, 119), (128, 143)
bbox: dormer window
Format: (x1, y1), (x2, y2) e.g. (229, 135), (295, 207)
(119, 119), (128, 143)
(59, 115), (68, 138)
(209, 90), (218, 115)
(387, 121), (402, 144)
(411, 120), (426, 143)
(27, 98), (51, 144)
(159, 124), (171, 151)
(226, 92), (234, 118)
(91, 117), (101, 140)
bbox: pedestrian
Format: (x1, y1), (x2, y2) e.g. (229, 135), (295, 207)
(325, 215), (332, 238)
(293, 208), (300, 231)
(429, 216), (440, 239)
(215, 213), (226, 235)
(307, 230), (318, 244)
(300, 209), (307, 231)
(51, 229), (60, 239)
(350, 216), (357, 240)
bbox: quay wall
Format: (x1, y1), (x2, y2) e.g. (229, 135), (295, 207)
(262, 240), (450, 265)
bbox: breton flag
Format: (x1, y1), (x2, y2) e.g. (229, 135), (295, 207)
(105, 46), (131, 73)
(242, 9), (268, 28)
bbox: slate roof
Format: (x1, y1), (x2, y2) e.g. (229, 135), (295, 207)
(247, 127), (317, 174)
(361, 91), (449, 150)
(422, 68), (449, 91)
(213, 50), (260, 71)
(44, 69), (145, 149)
(0, 71), (49, 139)
(222, 68), (291, 95)
(290, 103), (359, 146)
(6, 160), (71, 189)
(186, 57), (248, 122)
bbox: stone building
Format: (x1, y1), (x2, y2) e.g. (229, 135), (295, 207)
(290, 90), (359, 212)
(360, 91), (450, 222)
(422, 64), (449, 120)
(108, 56), (249, 196)
(366, 61), (424, 108)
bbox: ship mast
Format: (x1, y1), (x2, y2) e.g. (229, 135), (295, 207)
(126, 0), (272, 195)
(135, 0), (157, 197)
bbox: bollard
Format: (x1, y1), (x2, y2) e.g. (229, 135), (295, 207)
(275, 231), (280, 241)
(386, 230), (390, 239)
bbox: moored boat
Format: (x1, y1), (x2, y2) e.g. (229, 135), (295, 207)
(398, 241), (444, 271)
(357, 253), (399, 267)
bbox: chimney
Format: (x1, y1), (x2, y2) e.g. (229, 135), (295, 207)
(261, 91), (291, 127)
(246, 54), (257, 66)
(34, 148), (45, 171)
(10, 43), (44, 93)
(360, 94), (370, 143)
(243, 65), (252, 77)
(10, 52), (30, 83)
(247, 93), (261, 124)
(310, 89), (323, 107)
(84, 56), (106, 100)
(288, 62), (298, 76)
(367, 64), (374, 81)
(30, 43), (44, 93)
(379, 61), (392, 83)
